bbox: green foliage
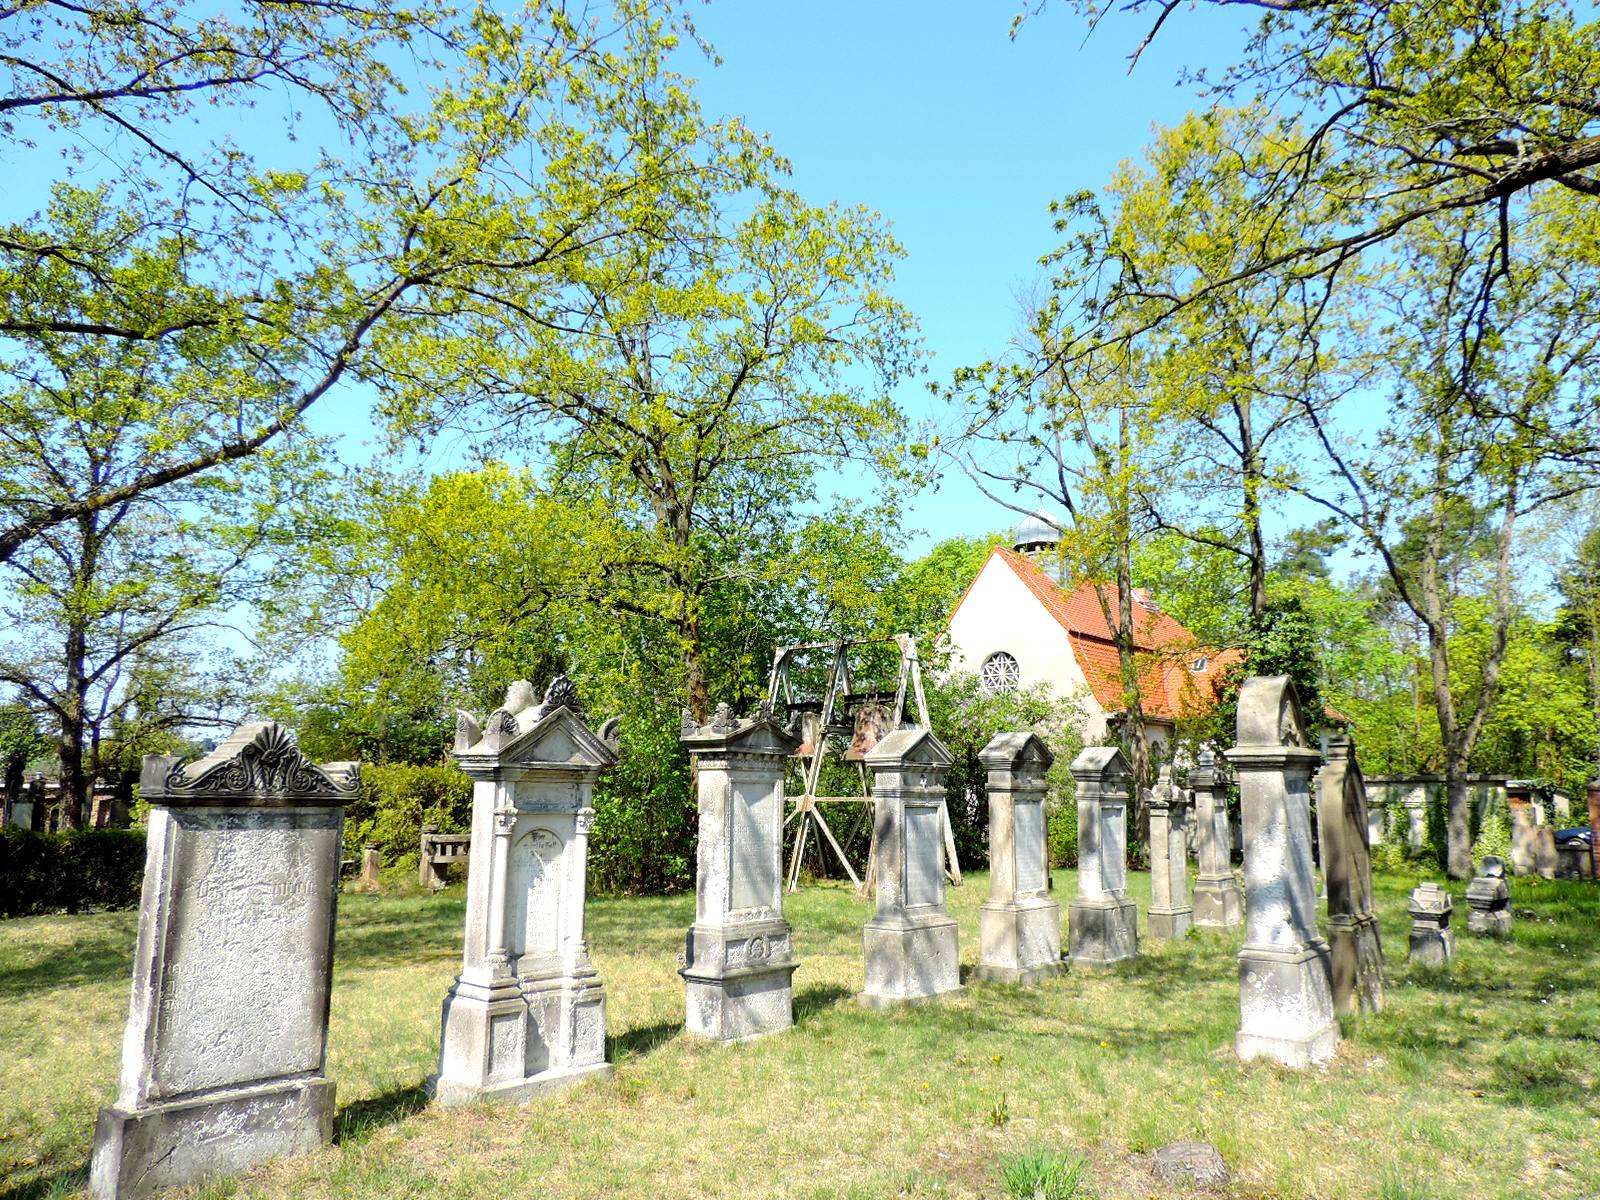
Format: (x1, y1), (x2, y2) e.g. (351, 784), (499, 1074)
(0, 827), (145, 917)
(590, 695), (696, 896)
(345, 763), (473, 865)
(928, 672), (1086, 870)
(997, 1148), (1090, 1200)
(1207, 595), (1325, 749)
(1472, 807), (1513, 874)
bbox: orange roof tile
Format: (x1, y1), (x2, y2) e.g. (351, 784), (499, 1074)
(972, 547), (1239, 721)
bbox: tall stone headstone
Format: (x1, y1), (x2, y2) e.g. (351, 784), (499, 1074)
(90, 724), (357, 1200)
(431, 677), (614, 1104)
(1407, 883), (1454, 966)
(859, 728), (963, 1007)
(1147, 764), (1193, 940)
(1067, 747), (1139, 967)
(1225, 676), (1338, 1068)
(1507, 782), (1539, 876)
(1587, 778), (1600, 879)
(1466, 857), (1512, 937)
(1317, 734), (1383, 1016)
(1190, 749), (1242, 928)
(680, 704), (801, 1040)
(973, 731), (1063, 985)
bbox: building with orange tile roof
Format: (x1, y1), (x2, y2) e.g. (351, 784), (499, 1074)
(945, 512), (1241, 753)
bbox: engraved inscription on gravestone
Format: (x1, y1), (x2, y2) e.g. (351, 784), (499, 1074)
(731, 779), (777, 911)
(904, 806), (942, 907)
(154, 809), (339, 1096)
(1015, 802), (1046, 894)
(508, 829), (563, 958)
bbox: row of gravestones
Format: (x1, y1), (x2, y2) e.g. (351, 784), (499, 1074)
(85, 674), (1506, 1199)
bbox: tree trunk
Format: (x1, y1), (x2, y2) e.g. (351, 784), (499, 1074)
(683, 603), (711, 725)
(1443, 753), (1473, 879)
(1235, 398), (1267, 618)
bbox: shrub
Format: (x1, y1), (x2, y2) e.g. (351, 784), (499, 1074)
(345, 762), (473, 864)
(590, 701), (695, 895)
(1471, 807), (1513, 873)
(998, 1148), (1089, 1200)
(0, 827), (146, 917)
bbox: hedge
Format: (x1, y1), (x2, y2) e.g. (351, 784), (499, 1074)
(344, 762), (474, 865)
(0, 827), (147, 917)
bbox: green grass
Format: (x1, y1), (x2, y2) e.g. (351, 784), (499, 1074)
(1, 869), (1597, 1199)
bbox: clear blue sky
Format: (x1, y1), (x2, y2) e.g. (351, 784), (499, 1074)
(672, 1), (1254, 551)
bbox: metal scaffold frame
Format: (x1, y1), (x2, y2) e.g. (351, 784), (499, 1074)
(766, 633), (961, 895)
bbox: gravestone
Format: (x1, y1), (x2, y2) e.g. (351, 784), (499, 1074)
(680, 703), (801, 1040)
(972, 731), (1063, 984)
(1588, 779), (1600, 878)
(359, 844), (381, 888)
(1225, 676), (1339, 1068)
(1190, 748), (1243, 929)
(1407, 882), (1454, 966)
(1067, 747), (1139, 967)
(90, 724), (357, 1200)
(1317, 734), (1383, 1016)
(431, 677), (614, 1104)
(859, 728), (963, 1007)
(1507, 783), (1539, 876)
(1465, 857), (1512, 937)
(1147, 764), (1193, 940)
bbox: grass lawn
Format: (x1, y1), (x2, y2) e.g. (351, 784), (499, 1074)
(2, 868), (1596, 1200)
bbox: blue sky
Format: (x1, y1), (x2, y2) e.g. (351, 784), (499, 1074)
(307, 1), (1261, 554)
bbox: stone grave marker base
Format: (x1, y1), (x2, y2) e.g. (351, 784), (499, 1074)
(972, 898), (1064, 986)
(1329, 913), (1384, 1014)
(684, 959), (797, 1042)
(1192, 876), (1244, 928)
(1147, 903), (1194, 940)
(1067, 895), (1138, 967)
(91, 1078), (334, 1200)
(858, 916), (963, 1008)
(1467, 910), (1513, 937)
(1236, 943), (1339, 1068)
(431, 965), (607, 1106)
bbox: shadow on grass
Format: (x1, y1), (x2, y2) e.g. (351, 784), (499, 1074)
(335, 1082), (431, 1144)
(0, 1163), (85, 1200)
(0, 941), (132, 1001)
(795, 983), (851, 1021)
(610, 1020), (682, 1061)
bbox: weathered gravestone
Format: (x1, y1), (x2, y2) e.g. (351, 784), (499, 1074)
(1466, 857), (1513, 937)
(1225, 676), (1339, 1068)
(1317, 733), (1383, 1015)
(859, 728), (963, 1007)
(1190, 748), (1243, 929)
(1147, 764), (1193, 940)
(680, 703), (801, 1040)
(430, 677), (614, 1104)
(972, 731), (1063, 985)
(1407, 882), (1454, 966)
(90, 724), (357, 1200)
(1067, 747), (1139, 967)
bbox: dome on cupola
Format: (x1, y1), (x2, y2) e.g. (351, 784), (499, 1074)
(1011, 509), (1062, 554)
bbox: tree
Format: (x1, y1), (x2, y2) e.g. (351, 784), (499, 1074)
(0, 1), (705, 563)
(1287, 200), (1600, 875)
(1018, 0), (1600, 361)
(1553, 518), (1600, 781)
(0, 702), (48, 816)
(373, 11), (920, 721)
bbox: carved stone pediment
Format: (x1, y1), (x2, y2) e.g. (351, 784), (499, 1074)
(455, 705), (617, 773)
(977, 731), (1054, 772)
(1235, 675), (1308, 748)
(864, 726), (953, 769)
(680, 706), (801, 757)
(141, 722), (359, 806)
(1070, 745), (1130, 784)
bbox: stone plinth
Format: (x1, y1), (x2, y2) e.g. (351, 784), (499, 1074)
(1466, 857), (1512, 937)
(1555, 841), (1594, 881)
(1147, 765), (1193, 940)
(1226, 677), (1338, 1069)
(1190, 749), (1242, 929)
(359, 844), (381, 888)
(431, 678), (613, 1105)
(90, 724), (357, 1200)
(1067, 747), (1139, 968)
(972, 732), (1063, 985)
(1407, 882), (1454, 966)
(1318, 735), (1383, 1016)
(680, 704), (801, 1040)
(859, 728), (963, 1007)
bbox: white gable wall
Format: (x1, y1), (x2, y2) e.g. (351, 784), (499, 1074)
(945, 554), (1105, 734)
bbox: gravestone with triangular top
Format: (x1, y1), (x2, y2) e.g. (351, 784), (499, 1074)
(973, 731), (1064, 984)
(430, 677), (615, 1104)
